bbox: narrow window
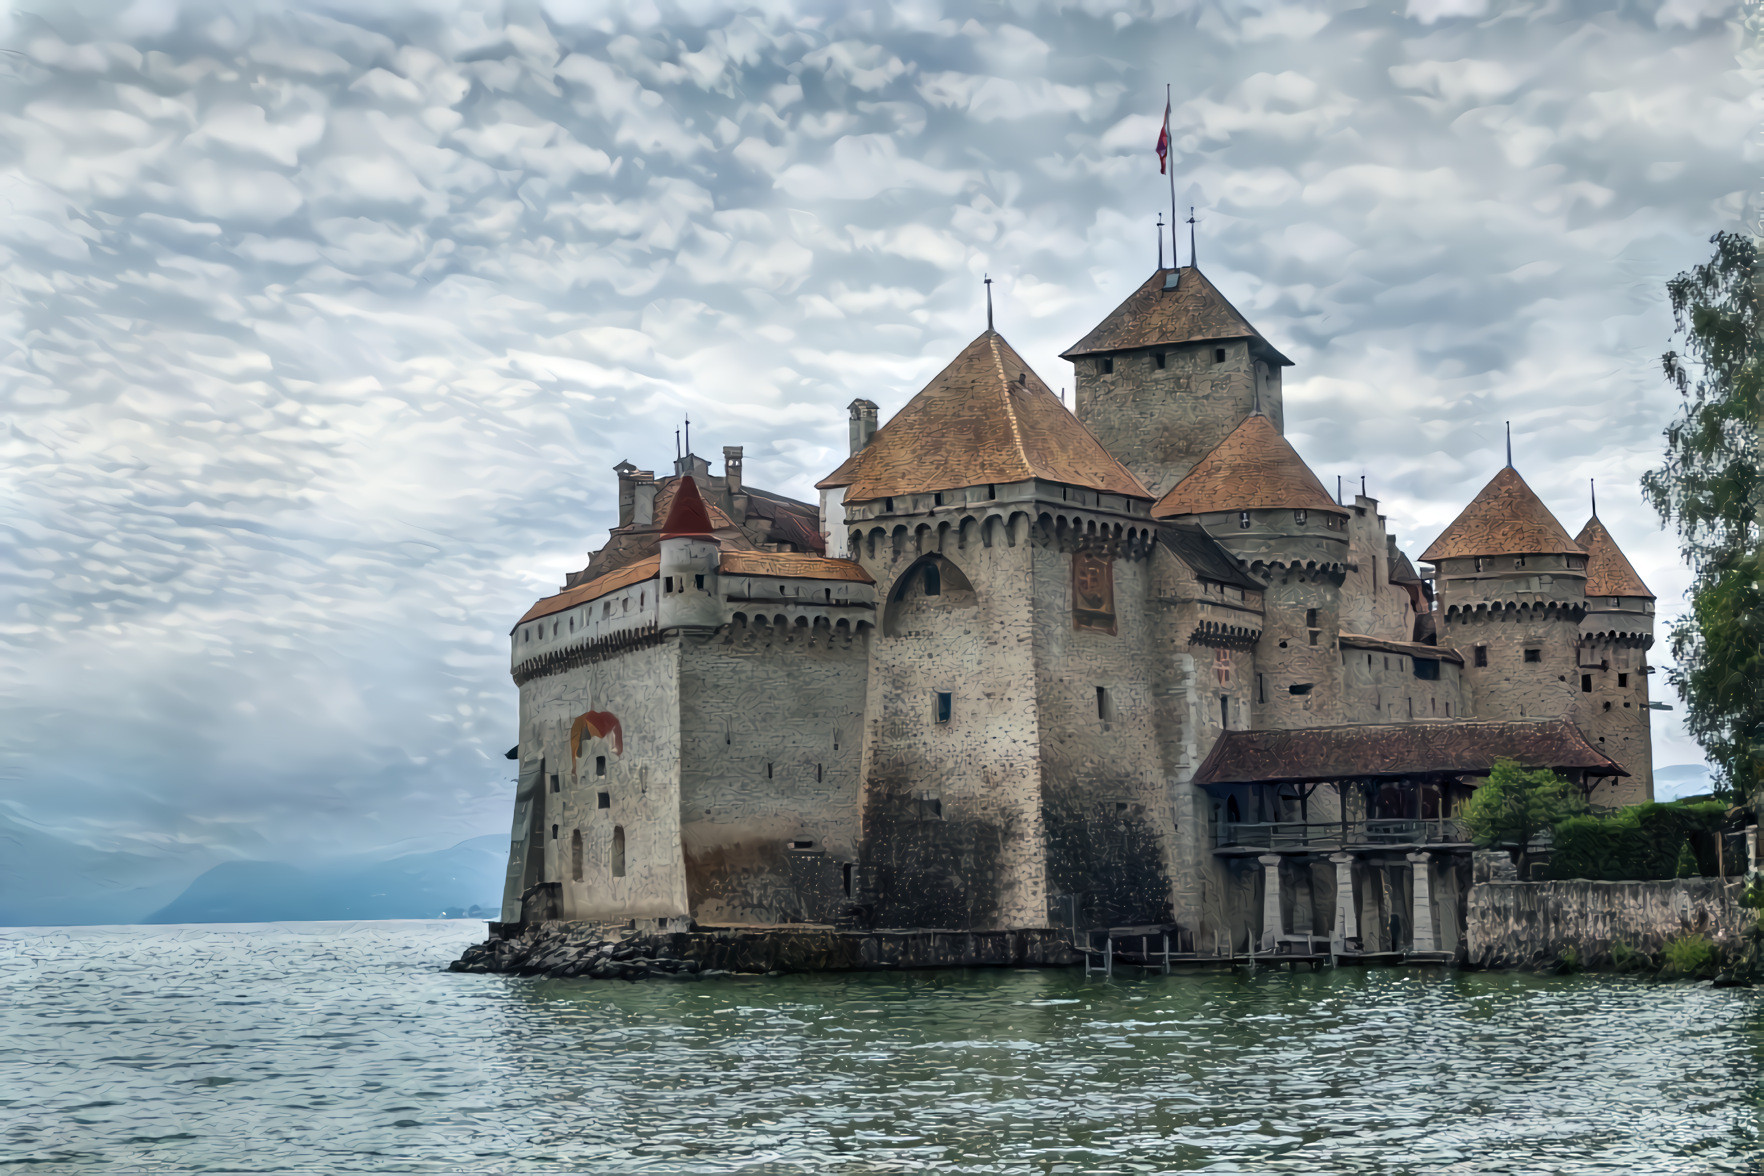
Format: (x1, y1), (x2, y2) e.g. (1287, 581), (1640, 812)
(1367, 654), (1373, 668)
(885, 498), (894, 512)
(1219, 695), (1229, 728)
(1238, 511), (1251, 529)
(1096, 686), (1111, 721)
(549, 773), (560, 794)
(936, 692), (952, 723)
(595, 755), (607, 777)
(597, 791), (610, 810)
(1408, 697), (1414, 718)
(1213, 347), (1226, 363)
(767, 762), (773, 779)
(611, 827), (625, 877)
(639, 592), (644, 607)
(664, 576), (673, 593)
(1295, 509), (1308, 525)
(1581, 674), (1593, 693)
(1618, 673), (1629, 688)
(1154, 351), (1166, 369)
(790, 839), (814, 850)
(986, 484), (996, 500)
(1474, 557), (1485, 573)
(816, 763), (823, 782)
(1524, 648), (1542, 663)
(1384, 657), (1389, 670)
(1474, 645), (1488, 667)
(1306, 609), (1318, 627)
(571, 830), (583, 881)
(551, 823), (559, 840)
(694, 574), (704, 590)
(1446, 702), (1451, 716)
(843, 863), (854, 897)
(1101, 357), (1114, 375)
(923, 563), (941, 596)
(1257, 673), (1265, 704)
(934, 492), (944, 506)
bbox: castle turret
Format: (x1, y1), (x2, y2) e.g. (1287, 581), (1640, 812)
(1574, 511), (1656, 800)
(1151, 413), (1350, 728)
(1063, 266), (1293, 498)
(657, 476), (722, 631)
(1421, 465), (1587, 726)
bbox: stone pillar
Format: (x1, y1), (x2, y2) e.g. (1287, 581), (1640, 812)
(1408, 852), (1437, 954)
(1329, 853), (1357, 953)
(1259, 854), (1282, 952)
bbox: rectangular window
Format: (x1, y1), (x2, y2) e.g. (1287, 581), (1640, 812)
(934, 492), (944, 506)
(1213, 347), (1226, 363)
(1096, 686), (1111, 721)
(597, 791), (610, 810)
(1219, 695), (1229, 728)
(1154, 351), (1166, 369)
(1289, 683), (1313, 696)
(1257, 673), (1265, 704)
(816, 763), (823, 782)
(551, 824), (559, 840)
(694, 574), (704, 590)
(1308, 631), (1319, 646)
(595, 755), (607, 777)
(1618, 673), (1629, 688)
(664, 576), (673, 593)
(843, 863), (855, 896)
(1581, 674), (1593, 692)
(549, 773), (560, 794)
(935, 692), (952, 723)
(789, 839), (815, 850)
(1524, 648), (1542, 663)
(1101, 357), (1114, 374)
(1414, 659), (1440, 681)
(1295, 509), (1308, 525)
(767, 762), (773, 779)
(1306, 608), (1318, 627)
(1474, 645), (1488, 667)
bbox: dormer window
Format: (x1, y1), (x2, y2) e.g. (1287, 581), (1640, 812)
(1294, 509), (1308, 525)
(1238, 512), (1251, 529)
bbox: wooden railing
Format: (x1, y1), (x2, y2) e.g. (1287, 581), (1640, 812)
(1220, 818), (1471, 850)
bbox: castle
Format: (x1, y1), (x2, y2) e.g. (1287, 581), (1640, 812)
(496, 264), (1657, 959)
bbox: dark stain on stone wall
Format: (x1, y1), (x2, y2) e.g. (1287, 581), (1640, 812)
(861, 769), (1010, 929)
(1042, 795), (1171, 928)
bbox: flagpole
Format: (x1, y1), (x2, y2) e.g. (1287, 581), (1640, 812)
(1166, 84), (1178, 267)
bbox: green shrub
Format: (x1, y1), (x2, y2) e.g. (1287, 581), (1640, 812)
(1610, 940), (1652, 974)
(1676, 842), (1701, 878)
(1546, 799), (1729, 881)
(1660, 933), (1722, 979)
(1554, 945), (1582, 974)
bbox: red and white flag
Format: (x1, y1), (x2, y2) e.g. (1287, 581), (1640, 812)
(1155, 97), (1170, 174)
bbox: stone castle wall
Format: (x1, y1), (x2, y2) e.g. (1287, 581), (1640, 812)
(1465, 878), (1747, 968)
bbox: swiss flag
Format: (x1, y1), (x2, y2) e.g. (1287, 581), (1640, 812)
(1156, 98), (1170, 174)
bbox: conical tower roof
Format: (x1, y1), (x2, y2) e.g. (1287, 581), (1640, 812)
(660, 475), (715, 538)
(1150, 413), (1345, 519)
(817, 330), (1150, 503)
(1420, 467), (1583, 562)
(1575, 516), (1654, 598)
(1061, 266), (1292, 364)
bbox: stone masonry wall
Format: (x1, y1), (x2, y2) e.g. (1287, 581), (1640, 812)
(518, 639), (690, 922)
(678, 626), (869, 925)
(1448, 607), (1584, 725)
(1073, 340), (1282, 498)
(1575, 633), (1653, 803)
(1465, 878), (1748, 968)
(1339, 495), (1417, 642)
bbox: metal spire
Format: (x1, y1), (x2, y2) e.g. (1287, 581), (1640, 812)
(1188, 206), (1197, 267)
(984, 274), (993, 332)
(1157, 213), (1164, 270)
(675, 428), (681, 460)
(1590, 478), (1598, 519)
(684, 414), (690, 456)
(1505, 421), (1513, 468)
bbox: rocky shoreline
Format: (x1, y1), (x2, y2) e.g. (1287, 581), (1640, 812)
(450, 924), (721, 981)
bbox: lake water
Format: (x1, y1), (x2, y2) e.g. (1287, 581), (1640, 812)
(2, 921), (1759, 1173)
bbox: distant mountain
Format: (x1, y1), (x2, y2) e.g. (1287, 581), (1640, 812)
(1654, 763), (1715, 801)
(145, 835), (507, 924)
(0, 814), (195, 926)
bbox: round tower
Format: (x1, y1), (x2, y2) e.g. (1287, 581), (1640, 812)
(1574, 509), (1656, 800)
(1421, 465), (1586, 725)
(657, 476), (723, 631)
(1152, 413), (1350, 729)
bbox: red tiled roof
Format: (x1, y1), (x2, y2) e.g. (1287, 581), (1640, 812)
(1575, 517), (1654, 599)
(1421, 467), (1583, 562)
(1061, 266), (1292, 364)
(661, 476), (714, 538)
(1193, 718), (1627, 786)
(1151, 414), (1346, 519)
(817, 330), (1150, 502)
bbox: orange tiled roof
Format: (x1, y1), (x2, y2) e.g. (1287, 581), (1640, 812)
(720, 551), (873, 583)
(1575, 517), (1654, 599)
(1061, 267), (1293, 364)
(1420, 467), (1584, 562)
(516, 556), (659, 627)
(1150, 413), (1346, 519)
(817, 330), (1150, 502)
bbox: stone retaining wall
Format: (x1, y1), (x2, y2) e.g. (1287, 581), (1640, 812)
(1465, 877), (1748, 969)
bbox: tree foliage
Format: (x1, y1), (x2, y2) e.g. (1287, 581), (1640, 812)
(1641, 231), (1764, 803)
(1460, 759), (1585, 874)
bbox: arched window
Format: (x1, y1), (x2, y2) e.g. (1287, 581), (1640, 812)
(570, 830), (583, 881)
(611, 826), (626, 878)
(923, 563), (941, 596)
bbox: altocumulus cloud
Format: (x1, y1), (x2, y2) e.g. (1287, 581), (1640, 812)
(0, 0), (1754, 877)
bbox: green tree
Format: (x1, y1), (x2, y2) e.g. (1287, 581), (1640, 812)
(1460, 759), (1587, 876)
(1641, 231), (1764, 803)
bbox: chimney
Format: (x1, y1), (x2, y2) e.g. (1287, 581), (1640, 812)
(722, 445), (743, 494)
(848, 399), (878, 456)
(631, 469), (656, 526)
(614, 461), (638, 527)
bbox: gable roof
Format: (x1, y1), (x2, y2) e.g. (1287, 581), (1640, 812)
(1150, 413), (1346, 519)
(1061, 266), (1292, 364)
(1193, 718), (1625, 786)
(1420, 466), (1584, 563)
(1575, 517), (1654, 599)
(816, 330), (1150, 503)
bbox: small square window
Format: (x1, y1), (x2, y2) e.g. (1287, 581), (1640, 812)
(1581, 674), (1593, 693)
(1308, 631), (1319, 646)
(1213, 347), (1226, 364)
(664, 576), (673, 593)
(934, 492), (944, 506)
(1101, 358), (1114, 375)
(694, 574), (704, 590)
(935, 692), (952, 723)
(1618, 673), (1629, 687)
(1154, 352), (1166, 369)
(1474, 645), (1488, 667)
(1295, 509), (1308, 525)
(597, 791), (610, 809)
(1524, 649), (1542, 663)
(1306, 608), (1318, 627)
(596, 755), (607, 776)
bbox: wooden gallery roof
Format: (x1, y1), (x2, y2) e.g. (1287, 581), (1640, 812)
(1575, 516), (1654, 599)
(817, 330), (1150, 503)
(1193, 718), (1627, 786)
(1151, 413), (1347, 519)
(1061, 266), (1293, 365)
(1421, 466), (1584, 562)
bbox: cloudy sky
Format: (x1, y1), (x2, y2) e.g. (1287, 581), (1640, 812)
(0, 0), (1755, 882)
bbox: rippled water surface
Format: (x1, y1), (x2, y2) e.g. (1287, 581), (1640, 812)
(2, 921), (1761, 1173)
